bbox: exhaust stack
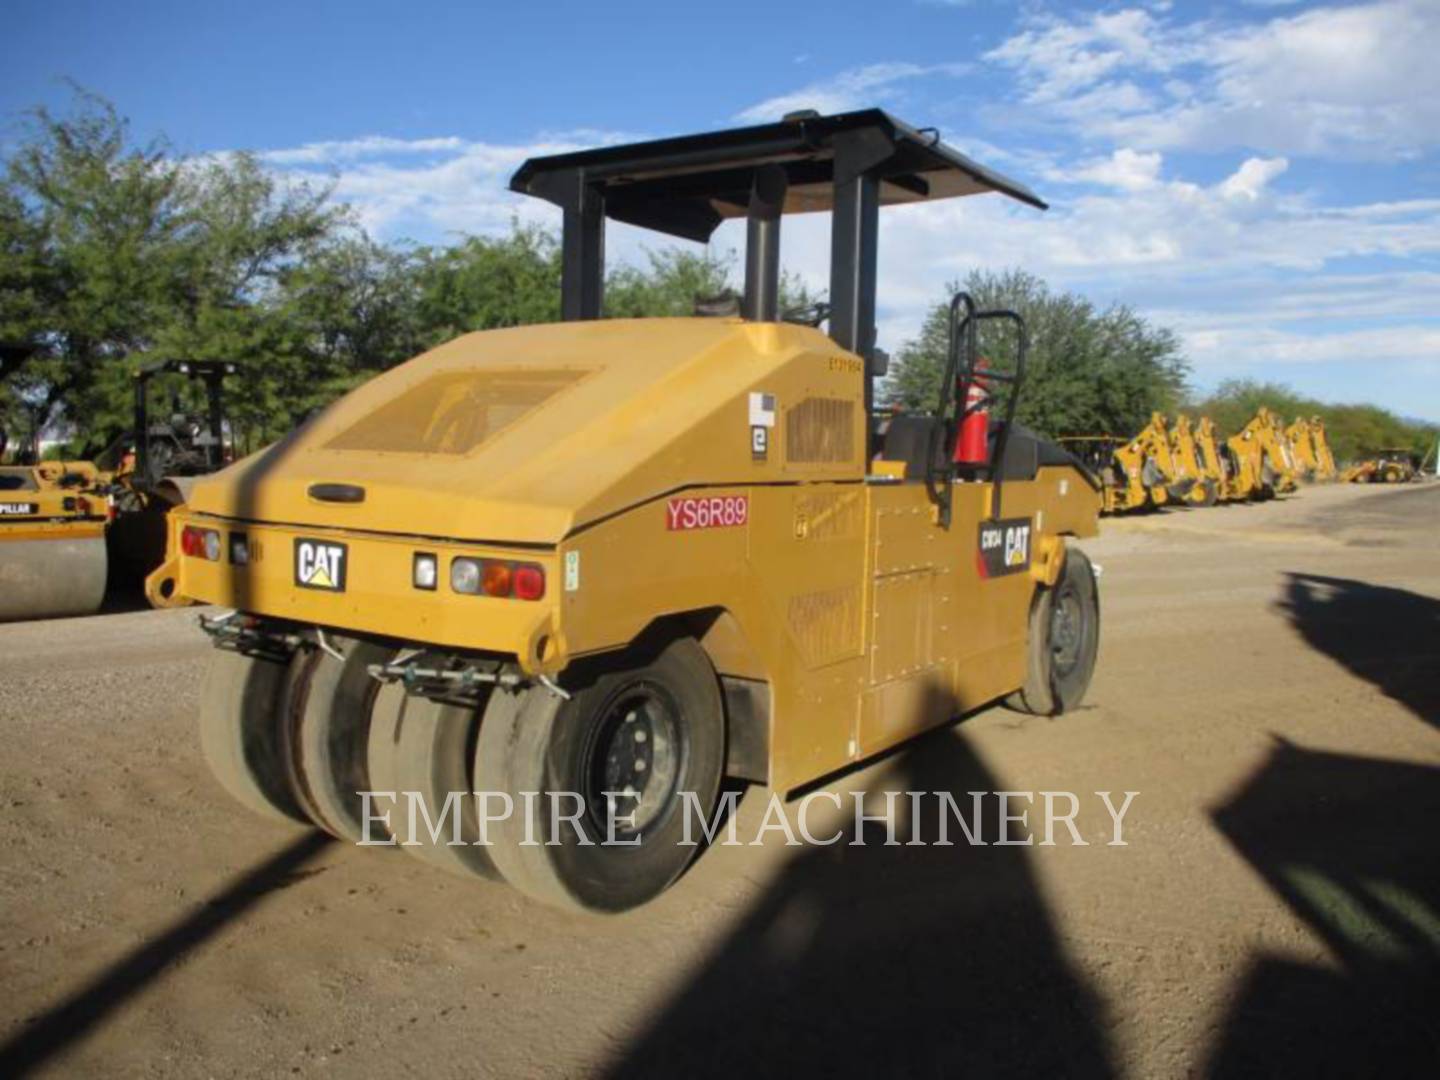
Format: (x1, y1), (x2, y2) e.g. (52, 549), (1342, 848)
(743, 165), (787, 322)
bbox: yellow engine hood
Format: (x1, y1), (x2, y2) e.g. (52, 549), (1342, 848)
(188, 318), (859, 546)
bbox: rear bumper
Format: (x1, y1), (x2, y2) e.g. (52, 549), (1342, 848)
(170, 510), (562, 673)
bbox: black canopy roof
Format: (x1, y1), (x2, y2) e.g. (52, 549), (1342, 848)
(511, 109), (1046, 243)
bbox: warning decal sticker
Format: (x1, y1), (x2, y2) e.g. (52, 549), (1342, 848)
(748, 392), (776, 428)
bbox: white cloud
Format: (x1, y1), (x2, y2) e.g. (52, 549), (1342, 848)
(836, 166), (1440, 391)
(1149, 271), (1440, 329)
(1218, 156), (1289, 200)
(733, 62), (969, 124)
(1181, 324), (1440, 368)
(260, 135), (468, 165)
(262, 131), (649, 239)
(1071, 148), (1164, 191)
(986, 1), (1440, 160)
(986, 8), (1185, 102)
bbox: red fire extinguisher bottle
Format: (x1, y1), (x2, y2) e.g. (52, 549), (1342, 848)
(954, 357), (991, 465)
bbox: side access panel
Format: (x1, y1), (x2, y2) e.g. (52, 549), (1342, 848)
(858, 489), (955, 757)
(855, 466), (1095, 760)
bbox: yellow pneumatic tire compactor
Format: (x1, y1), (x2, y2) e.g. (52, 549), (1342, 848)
(169, 110), (1104, 911)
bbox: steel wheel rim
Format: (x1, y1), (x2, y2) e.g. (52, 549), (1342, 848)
(1050, 585), (1084, 676)
(581, 681), (684, 838)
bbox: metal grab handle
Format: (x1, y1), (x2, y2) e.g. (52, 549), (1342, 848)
(971, 309), (1028, 521)
(923, 294), (1030, 525)
(923, 292), (978, 523)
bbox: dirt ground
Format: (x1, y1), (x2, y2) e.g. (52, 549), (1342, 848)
(1, 481), (1437, 1078)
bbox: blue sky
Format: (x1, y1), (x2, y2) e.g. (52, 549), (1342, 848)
(8, 0), (1439, 420)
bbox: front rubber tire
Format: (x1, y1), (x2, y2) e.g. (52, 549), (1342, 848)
(474, 636), (725, 913)
(1006, 546), (1101, 717)
(198, 649), (309, 825)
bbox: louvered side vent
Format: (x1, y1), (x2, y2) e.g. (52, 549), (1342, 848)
(787, 586), (860, 668)
(785, 397), (855, 464)
(793, 489), (863, 541)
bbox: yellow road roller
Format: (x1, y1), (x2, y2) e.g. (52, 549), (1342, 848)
(169, 110), (1103, 912)
(0, 463), (109, 621)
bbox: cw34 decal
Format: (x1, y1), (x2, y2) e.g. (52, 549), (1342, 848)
(977, 517), (1032, 579)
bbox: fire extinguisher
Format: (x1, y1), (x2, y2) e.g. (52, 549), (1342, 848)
(954, 357), (991, 465)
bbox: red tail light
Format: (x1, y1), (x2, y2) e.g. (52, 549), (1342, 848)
(513, 564), (545, 600)
(181, 526), (221, 561)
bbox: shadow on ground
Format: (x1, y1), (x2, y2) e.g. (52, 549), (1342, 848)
(1205, 568), (1440, 1073)
(1277, 572), (1440, 729)
(0, 831), (331, 1077)
(1206, 739), (1440, 1076)
(609, 689), (1116, 1079)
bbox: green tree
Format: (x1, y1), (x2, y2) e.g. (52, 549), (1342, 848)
(882, 269), (1190, 438)
(606, 247), (734, 317)
(410, 224), (562, 345)
(0, 88), (346, 453)
(0, 89), (186, 449)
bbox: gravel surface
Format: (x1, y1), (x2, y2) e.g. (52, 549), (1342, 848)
(1, 481), (1436, 1078)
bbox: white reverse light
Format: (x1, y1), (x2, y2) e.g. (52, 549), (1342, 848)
(450, 557), (482, 594)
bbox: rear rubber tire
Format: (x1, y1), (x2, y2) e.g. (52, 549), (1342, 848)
(285, 637), (393, 841)
(475, 636), (725, 913)
(198, 648), (309, 825)
(1005, 546), (1101, 717)
(366, 680), (503, 880)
